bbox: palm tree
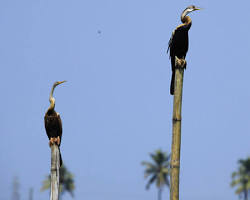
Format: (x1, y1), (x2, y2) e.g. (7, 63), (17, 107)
(142, 149), (170, 200)
(41, 164), (75, 199)
(231, 157), (250, 200)
(11, 176), (20, 200)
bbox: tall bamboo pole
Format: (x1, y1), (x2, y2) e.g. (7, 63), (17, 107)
(170, 56), (186, 200)
(50, 144), (60, 200)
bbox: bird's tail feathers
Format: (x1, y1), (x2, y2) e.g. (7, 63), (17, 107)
(170, 57), (175, 95)
(59, 147), (63, 167)
(170, 71), (175, 95)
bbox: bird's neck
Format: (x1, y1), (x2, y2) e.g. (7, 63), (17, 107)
(181, 15), (192, 26)
(48, 98), (55, 111)
(48, 86), (56, 111)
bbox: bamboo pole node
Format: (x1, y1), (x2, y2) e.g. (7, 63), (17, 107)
(170, 160), (180, 169)
(172, 118), (181, 123)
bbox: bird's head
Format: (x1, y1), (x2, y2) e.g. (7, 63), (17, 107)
(183, 5), (201, 14)
(53, 80), (67, 88)
(181, 5), (201, 21)
(185, 5), (201, 14)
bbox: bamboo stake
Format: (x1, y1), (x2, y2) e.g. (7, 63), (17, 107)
(50, 144), (60, 200)
(170, 56), (186, 200)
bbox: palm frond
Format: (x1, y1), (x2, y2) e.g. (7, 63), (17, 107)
(163, 173), (170, 187)
(146, 175), (157, 190)
(40, 176), (50, 191)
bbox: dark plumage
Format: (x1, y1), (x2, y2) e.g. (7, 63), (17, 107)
(44, 110), (63, 166)
(167, 5), (200, 95)
(44, 81), (66, 167)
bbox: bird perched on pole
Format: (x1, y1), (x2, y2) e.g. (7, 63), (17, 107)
(44, 81), (66, 167)
(167, 5), (200, 95)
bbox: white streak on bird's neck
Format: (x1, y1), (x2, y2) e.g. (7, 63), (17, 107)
(48, 85), (56, 111)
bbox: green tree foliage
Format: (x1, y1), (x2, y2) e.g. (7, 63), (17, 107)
(142, 149), (170, 200)
(41, 165), (75, 198)
(231, 157), (250, 200)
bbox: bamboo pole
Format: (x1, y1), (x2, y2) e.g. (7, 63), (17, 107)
(170, 56), (186, 200)
(50, 144), (60, 200)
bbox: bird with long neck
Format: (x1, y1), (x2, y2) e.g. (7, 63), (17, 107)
(44, 81), (66, 167)
(167, 5), (200, 95)
(45, 81), (65, 145)
(46, 80), (66, 146)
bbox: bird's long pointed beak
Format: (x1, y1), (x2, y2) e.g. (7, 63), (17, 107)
(194, 7), (202, 10)
(58, 80), (66, 85)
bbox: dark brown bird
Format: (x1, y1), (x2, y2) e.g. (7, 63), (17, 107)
(44, 81), (66, 166)
(167, 5), (200, 95)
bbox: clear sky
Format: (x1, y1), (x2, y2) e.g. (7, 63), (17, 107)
(1, 0), (250, 200)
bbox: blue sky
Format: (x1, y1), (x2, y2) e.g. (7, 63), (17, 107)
(1, 0), (250, 200)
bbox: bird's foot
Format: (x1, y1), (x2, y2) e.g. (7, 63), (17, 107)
(49, 137), (60, 147)
(49, 138), (54, 147)
(56, 136), (60, 146)
(175, 56), (186, 69)
(53, 137), (58, 144)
